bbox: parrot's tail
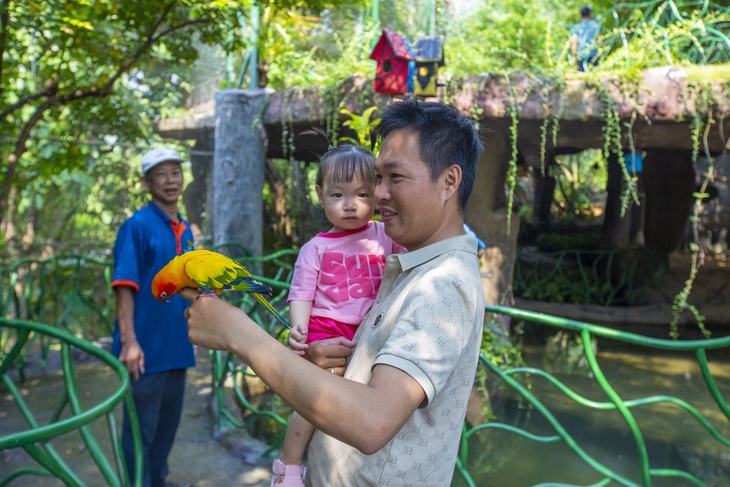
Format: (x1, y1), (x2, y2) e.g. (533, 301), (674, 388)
(251, 293), (292, 330)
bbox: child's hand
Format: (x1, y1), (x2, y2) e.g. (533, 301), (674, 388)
(288, 325), (309, 355)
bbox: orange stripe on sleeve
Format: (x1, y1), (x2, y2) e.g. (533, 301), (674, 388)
(112, 280), (140, 293)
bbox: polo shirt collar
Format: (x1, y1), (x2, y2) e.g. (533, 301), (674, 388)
(393, 234), (479, 271)
(148, 200), (181, 223)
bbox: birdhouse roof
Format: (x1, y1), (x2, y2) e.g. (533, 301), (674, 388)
(413, 35), (444, 65)
(370, 28), (414, 61)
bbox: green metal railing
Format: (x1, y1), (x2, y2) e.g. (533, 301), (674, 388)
(0, 254), (137, 486)
(205, 248), (298, 456)
(455, 305), (730, 487)
(3, 252), (730, 486)
(0, 318), (142, 487)
(0, 254), (115, 381)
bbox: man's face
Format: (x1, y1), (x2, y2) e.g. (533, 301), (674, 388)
(143, 161), (183, 206)
(375, 129), (449, 251)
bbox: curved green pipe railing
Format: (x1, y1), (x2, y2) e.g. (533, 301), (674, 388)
(455, 305), (730, 487)
(0, 254), (116, 381)
(0, 319), (143, 487)
(4, 251), (730, 486)
(204, 248), (297, 448)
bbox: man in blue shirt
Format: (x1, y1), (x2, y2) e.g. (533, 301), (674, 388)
(571, 6), (601, 72)
(112, 148), (195, 487)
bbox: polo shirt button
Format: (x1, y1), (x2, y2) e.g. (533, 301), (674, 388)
(373, 313), (384, 328)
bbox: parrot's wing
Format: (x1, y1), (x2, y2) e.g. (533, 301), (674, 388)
(184, 253), (243, 290)
(228, 276), (273, 294)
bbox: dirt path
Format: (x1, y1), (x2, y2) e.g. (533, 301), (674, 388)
(0, 347), (271, 487)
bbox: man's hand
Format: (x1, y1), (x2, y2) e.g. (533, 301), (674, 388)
(119, 340), (145, 381)
(303, 336), (356, 376)
(178, 287), (251, 353)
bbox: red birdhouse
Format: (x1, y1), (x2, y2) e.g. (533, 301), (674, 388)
(369, 28), (415, 95)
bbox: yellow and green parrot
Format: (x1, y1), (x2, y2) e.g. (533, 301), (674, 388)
(151, 249), (291, 329)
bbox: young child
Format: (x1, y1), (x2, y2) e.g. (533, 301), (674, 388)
(271, 141), (405, 486)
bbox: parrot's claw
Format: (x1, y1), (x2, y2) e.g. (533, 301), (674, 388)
(196, 290), (219, 300)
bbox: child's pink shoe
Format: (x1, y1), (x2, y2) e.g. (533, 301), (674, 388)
(271, 458), (305, 487)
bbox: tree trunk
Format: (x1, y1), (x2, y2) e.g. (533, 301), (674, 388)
(264, 159), (292, 245)
(212, 89), (269, 259)
(183, 136), (213, 241)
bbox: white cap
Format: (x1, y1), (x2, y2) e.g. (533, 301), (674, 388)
(141, 148), (184, 175)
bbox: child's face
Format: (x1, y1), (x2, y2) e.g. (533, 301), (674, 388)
(316, 175), (376, 233)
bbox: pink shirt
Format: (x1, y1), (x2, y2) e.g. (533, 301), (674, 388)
(288, 222), (405, 327)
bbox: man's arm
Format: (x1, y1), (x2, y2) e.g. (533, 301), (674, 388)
(114, 286), (145, 380)
(182, 288), (425, 454)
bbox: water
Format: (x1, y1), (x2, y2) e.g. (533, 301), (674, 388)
(456, 341), (730, 486)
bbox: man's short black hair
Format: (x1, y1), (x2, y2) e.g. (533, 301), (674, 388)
(375, 100), (484, 211)
(581, 6), (591, 16)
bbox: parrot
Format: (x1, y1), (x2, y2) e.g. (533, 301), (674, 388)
(151, 249), (291, 329)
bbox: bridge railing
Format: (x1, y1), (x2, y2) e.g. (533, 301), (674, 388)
(454, 305), (730, 487)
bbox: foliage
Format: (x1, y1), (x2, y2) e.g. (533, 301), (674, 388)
(550, 150), (608, 223)
(228, 0), (368, 89)
(0, 0), (246, 257)
(441, 0), (613, 77)
(600, 0), (730, 69)
(534, 231), (603, 252)
(474, 315), (526, 420)
(339, 106), (380, 151)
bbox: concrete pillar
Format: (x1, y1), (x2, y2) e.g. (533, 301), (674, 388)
(213, 89), (269, 258)
(464, 126), (520, 314)
(643, 149), (695, 252)
(601, 152), (632, 248)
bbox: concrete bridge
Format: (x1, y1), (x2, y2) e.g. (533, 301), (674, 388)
(157, 65), (730, 326)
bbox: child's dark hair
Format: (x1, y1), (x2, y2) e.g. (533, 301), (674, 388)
(305, 129), (376, 188)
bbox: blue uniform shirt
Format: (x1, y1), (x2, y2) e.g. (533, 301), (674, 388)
(111, 201), (196, 373)
(573, 19), (600, 60)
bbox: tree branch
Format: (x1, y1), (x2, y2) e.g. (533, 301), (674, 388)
(0, 96), (55, 227)
(0, 84), (58, 121)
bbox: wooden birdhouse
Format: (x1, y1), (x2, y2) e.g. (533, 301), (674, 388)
(369, 28), (415, 95)
(413, 35), (444, 97)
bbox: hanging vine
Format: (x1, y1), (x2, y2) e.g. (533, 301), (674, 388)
(502, 72), (520, 233)
(593, 78), (640, 216)
(323, 80), (349, 147)
(280, 88), (293, 162)
(670, 84), (720, 338)
(536, 74), (564, 177)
